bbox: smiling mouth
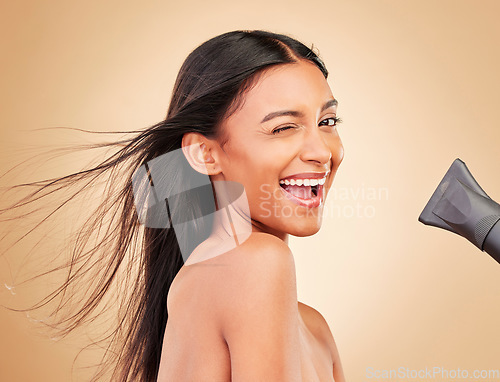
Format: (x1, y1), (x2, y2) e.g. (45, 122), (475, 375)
(278, 177), (326, 208)
(279, 182), (319, 198)
(279, 177), (325, 197)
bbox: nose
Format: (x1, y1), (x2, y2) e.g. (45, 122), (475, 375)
(299, 126), (333, 167)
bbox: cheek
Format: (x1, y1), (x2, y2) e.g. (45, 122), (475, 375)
(335, 142), (344, 167)
(222, 147), (271, 194)
(233, 156), (282, 209)
(221, 142), (250, 173)
(322, 137), (344, 192)
(329, 135), (344, 169)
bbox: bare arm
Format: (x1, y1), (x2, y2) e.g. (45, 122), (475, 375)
(319, 314), (346, 382)
(219, 233), (302, 381)
(299, 302), (346, 382)
(330, 335), (346, 382)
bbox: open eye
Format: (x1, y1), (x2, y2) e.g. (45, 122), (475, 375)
(319, 116), (342, 127)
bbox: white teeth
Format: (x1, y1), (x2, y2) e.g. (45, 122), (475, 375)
(279, 177), (327, 186)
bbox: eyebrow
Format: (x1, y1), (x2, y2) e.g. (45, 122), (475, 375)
(260, 99), (338, 124)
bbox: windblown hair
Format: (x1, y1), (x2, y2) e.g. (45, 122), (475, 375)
(1, 30), (328, 381)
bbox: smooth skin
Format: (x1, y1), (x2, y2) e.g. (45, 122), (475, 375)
(157, 59), (346, 381)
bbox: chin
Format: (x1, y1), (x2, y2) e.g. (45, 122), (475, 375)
(288, 220), (322, 237)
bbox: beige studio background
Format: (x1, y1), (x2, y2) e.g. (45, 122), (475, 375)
(1, 0), (499, 381)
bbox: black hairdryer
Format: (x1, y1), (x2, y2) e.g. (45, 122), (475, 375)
(419, 158), (500, 264)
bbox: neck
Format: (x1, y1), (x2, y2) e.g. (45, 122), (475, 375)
(209, 180), (289, 245)
(184, 181), (289, 266)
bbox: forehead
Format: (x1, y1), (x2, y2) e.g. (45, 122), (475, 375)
(232, 60), (334, 120)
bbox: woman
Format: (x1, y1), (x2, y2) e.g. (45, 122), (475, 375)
(2, 30), (345, 381)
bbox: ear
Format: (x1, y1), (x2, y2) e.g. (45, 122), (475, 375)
(181, 132), (222, 176)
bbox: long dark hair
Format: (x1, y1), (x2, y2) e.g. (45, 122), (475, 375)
(1, 30), (329, 381)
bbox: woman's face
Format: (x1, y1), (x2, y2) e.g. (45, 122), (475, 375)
(212, 59), (344, 239)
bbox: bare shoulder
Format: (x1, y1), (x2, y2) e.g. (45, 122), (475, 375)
(298, 302), (346, 382)
(298, 302), (335, 340)
(219, 232), (297, 312)
(170, 232), (294, 310)
(298, 302), (335, 351)
(214, 231), (295, 278)
(236, 231), (293, 257)
(217, 232), (302, 380)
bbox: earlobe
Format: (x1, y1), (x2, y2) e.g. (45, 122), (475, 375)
(181, 132), (221, 176)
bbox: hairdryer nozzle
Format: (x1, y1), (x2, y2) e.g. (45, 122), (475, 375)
(419, 158), (500, 264)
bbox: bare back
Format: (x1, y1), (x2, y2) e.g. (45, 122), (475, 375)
(156, 233), (342, 381)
